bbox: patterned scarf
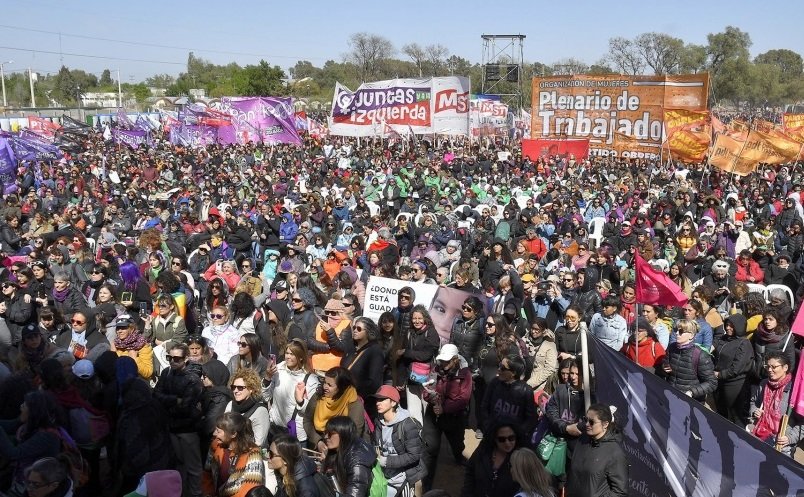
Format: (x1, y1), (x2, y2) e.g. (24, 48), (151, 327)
(114, 330), (148, 351)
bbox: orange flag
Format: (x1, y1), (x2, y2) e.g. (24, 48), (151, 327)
(663, 109), (711, 163)
(709, 134), (755, 176)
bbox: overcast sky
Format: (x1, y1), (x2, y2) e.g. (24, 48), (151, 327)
(2, 0), (802, 82)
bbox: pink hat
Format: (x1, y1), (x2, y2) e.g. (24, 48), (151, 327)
(373, 385), (400, 403)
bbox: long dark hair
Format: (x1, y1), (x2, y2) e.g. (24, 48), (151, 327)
(477, 417), (522, 455)
(272, 434), (303, 497)
(323, 367), (355, 400)
(215, 412), (257, 455)
(21, 391), (60, 440)
(238, 333), (262, 363)
(323, 416), (359, 490)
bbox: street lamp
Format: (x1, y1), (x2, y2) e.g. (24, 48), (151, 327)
(0, 60), (13, 108)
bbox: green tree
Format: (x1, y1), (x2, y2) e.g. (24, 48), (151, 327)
(99, 69), (113, 86)
(289, 61), (321, 81)
(606, 37), (645, 75)
(52, 66), (78, 105)
(706, 26), (751, 76)
(634, 32), (685, 75)
(754, 49), (803, 83)
(235, 60), (286, 96)
(678, 44), (708, 74)
(145, 73), (176, 88)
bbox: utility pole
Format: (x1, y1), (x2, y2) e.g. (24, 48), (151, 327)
(28, 68), (36, 108)
(0, 60), (12, 108)
(117, 69), (122, 108)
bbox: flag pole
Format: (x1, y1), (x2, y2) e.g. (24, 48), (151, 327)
(580, 325), (591, 411)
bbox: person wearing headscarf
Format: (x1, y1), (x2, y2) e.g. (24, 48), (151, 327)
(111, 314), (153, 380)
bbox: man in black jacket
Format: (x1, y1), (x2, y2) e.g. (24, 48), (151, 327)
(154, 343), (204, 497)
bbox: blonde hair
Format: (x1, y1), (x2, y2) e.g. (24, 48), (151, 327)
(229, 368), (262, 398)
(675, 318), (699, 336)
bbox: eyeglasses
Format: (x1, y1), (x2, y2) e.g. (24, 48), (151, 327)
(292, 298), (303, 303)
(496, 435), (516, 443)
(237, 341), (249, 347)
(171, 261), (182, 266)
(167, 355), (185, 362)
(267, 449), (280, 459)
(231, 384), (248, 392)
(766, 363), (784, 370)
(71, 319), (85, 325)
(211, 313), (225, 319)
(563, 278), (574, 282)
(399, 295), (411, 300)
(353, 325), (365, 333)
(485, 322), (495, 327)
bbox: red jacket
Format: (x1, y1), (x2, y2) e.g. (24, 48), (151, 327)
(523, 237), (547, 259)
(735, 259), (764, 283)
(621, 337), (666, 370)
(432, 366), (473, 415)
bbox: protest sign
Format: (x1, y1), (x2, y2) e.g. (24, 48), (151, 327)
(215, 97), (301, 145)
(329, 77), (470, 137)
(112, 129), (149, 150)
(521, 138), (590, 160)
(469, 97), (509, 138)
(531, 74), (709, 160)
(590, 336), (804, 497)
(363, 277), (438, 323)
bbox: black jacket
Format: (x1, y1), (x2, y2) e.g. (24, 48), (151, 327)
(115, 378), (174, 478)
(712, 314), (753, 382)
(461, 447), (519, 497)
(480, 378), (537, 435)
(752, 329), (795, 381)
(400, 324), (439, 381)
(328, 438), (376, 497)
(54, 323), (109, 359)
(449, 317), (484, 370)
(341, 341), (385, 402)
(153, 365), (204, 433)
(4, 292), (34, 345)
(662, 342), (717, 400)
(566, 430), (629, 497)
(275, 455), (322, 497)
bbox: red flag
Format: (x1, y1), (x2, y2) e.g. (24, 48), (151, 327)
(28, 116), (61, 137)
(634, 254), (688, 307)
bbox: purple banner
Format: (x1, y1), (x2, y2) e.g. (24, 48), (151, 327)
(117, 109), (136, 130)
(169, 125), (217, 148)
(113, 129), (148, 149)
(216, 97), (302, 145)
(6, 133), (62, 161)
(0, 138), (18, 194)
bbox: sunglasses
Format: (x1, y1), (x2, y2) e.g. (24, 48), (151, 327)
(496, 435), (516, 443)
(342, 302), (353, 307)
(231, 384), (247, 392)
(167, 355), (185, 362)
(292, 298), (303, 303)
(237, 341), (249, 347)
(325, 311), (339, 316)
(242, 265), (251, 269)
(462, 305), (473, 312)
(353, 325), (365, 333)
(210, 285), (222, 289)
(211, 313), (225, 319)
(171, 261), (182, 266)
(485, 322), (495, 327)
(71, 319), (85, 325)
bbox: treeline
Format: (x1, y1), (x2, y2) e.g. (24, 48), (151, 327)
(2, 26), (801, 110)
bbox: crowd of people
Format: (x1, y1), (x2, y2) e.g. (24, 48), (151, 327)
(0, 121), (800, 497)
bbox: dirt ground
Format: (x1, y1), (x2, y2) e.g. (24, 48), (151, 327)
(430, 430), (480, 496)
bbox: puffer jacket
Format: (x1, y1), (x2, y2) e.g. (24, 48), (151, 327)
(573, 289), (602, 324)
(372, 408), (427, 484)
(329, 438), (376, 497)
(663, 342), (717, 401)
(275, 455), (321, 497)
(449, 317), (484, 370)
(566, 430), (629, 497)
(153, 365), (204, 433)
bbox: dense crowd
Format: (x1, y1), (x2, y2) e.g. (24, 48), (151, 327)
(0, 123), (801, 497)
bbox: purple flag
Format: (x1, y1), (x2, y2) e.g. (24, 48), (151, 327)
(0, 138), (18, 194)
(217, 97), (302, 145)
(117, 109), (135, 130)
(169, 125), (217, 148)
(113, 129), (148, 149)
(6, 133), (62, 161)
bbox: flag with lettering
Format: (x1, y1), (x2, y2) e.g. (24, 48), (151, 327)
(0, 138), (18, 194)
(27, 117), (60, 137)
(635, 253), (688, 306)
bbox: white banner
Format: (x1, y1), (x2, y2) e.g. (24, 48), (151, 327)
(470, 98), (509, 138)
(329, 77), (470, 137)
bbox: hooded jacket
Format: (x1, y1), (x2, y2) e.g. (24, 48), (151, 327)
(566, 430), (628, 497)
(712, 314), (753, 382)
(279, 213), (299, 243)
(200, 360), (232, 437)
(372, 408), (427, 484)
